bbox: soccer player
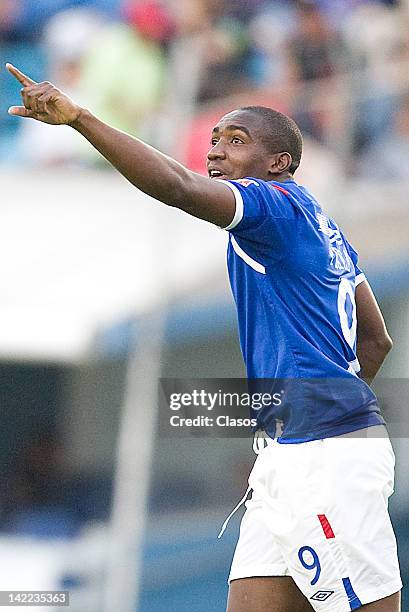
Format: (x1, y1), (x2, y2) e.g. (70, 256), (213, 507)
(6, 64), (402, 612)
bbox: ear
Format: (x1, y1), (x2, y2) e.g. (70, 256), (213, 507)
(268, 152), (293, 176)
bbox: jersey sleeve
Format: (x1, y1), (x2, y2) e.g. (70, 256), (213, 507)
(219, 178), (298, 263)
(344, 238), (366, 287)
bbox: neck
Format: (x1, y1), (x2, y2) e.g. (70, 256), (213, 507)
(269, 172), (293, 183)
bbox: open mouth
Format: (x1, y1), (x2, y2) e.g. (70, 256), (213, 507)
(208, 169), (227, 179)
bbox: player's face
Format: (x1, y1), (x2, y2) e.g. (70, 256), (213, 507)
(207, 111), (272, 181)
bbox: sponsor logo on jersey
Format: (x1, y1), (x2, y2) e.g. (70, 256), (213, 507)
(316, 213), (352, 273)
(316, 212), (331, 236)
(329, 231), (351, 272)
(236, 179), (259, 187)
(310, 590), (335, 602)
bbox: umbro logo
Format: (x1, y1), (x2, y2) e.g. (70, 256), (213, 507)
(310, 590), (334, 602)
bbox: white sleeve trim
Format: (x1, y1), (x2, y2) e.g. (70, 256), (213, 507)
(355, 272), (366, 287)
(217, 180), (244, 231)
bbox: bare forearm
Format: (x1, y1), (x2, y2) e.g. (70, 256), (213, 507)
(6, 64), (236, 226)
(70, 109), (193, 207)
(357, 336), (393, 385)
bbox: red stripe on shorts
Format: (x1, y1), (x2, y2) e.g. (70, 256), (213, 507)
(317, 514), (335, 539)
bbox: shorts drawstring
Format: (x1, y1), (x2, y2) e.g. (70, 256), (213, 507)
(253, 428), (268, 454)
(218, 430), (269, 539)
(218, 485), (252, 539)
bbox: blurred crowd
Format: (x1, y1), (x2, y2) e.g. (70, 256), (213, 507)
(1, 0), (409, 180)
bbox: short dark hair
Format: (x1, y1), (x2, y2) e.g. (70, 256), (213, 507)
(239, 106), (303, 174)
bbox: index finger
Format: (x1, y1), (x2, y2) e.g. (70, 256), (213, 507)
(6, 63), (37, 87)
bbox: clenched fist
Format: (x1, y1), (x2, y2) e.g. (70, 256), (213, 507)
(6, 63), (82, 126)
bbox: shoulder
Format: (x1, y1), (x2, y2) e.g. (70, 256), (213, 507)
(222, 178), (299, 234)
(221, 177), (295, 204)
(219, 177), (268, 195)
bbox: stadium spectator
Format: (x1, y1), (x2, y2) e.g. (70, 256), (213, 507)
(74, 0), (172, 151)
(306, 0), (397, 28)
(246, 2), (296, 90)
(287, 0), (349, 142)
(342, 0), (405, 152)
(289, 1), (346, 82)
(0, 0), (24, 43)
(180, 0), (252, 102)
(0, 0), (46, 161)
(15, 8), (105, 167)
(358, 93), (409, 180)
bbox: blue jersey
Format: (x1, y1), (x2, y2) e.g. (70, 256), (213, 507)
(222, 177), (384, 443)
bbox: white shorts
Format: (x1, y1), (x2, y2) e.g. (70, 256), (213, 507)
(229, 427), (402, 611)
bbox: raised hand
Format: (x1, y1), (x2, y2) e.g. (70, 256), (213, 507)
(6, 63), (82, 125)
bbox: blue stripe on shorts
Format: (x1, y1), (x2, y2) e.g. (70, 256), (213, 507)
(342, 577), (362, 610)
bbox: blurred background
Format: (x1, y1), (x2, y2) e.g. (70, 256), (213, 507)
(1, 0), (409, 610)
